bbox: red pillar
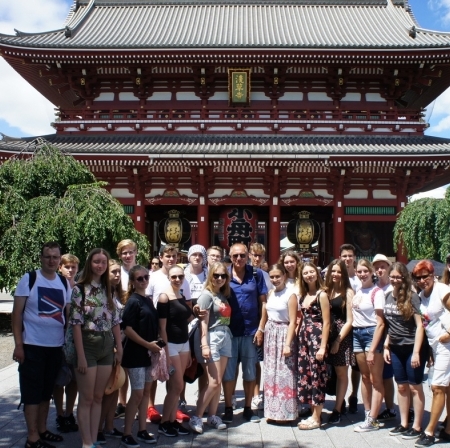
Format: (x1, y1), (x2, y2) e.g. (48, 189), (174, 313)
(133, 169), (145, 234)
(197, 197), (209, 248)
(333, 180), (345, 258)
(269, 197), (281, 264)
(396, 192), (408, 263)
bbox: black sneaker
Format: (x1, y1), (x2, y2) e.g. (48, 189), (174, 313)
(171, 420), (190, 435)
(105, 428), (124, 438)
(389, 425), (408, 436)
(377, 409), (397, 421)
(415, 433), (435, 447)
(115, 403), (126, 419)
(96, 432), (106, 444)
(409, 409), (415, 424)
(222, 406), (234, 423)
(136, 430), (156, 445)
(56, 415), (71, 433)
(328, 409), (341, 425)
(120, 434), (140, 447)
(402, 428), (422, 440)
(65, 414), (78, 432)
(242, 407), (261, 422)
(158, 421), (177, 437)
(348, 396), (358, 414)
(439, 428), (450, 441)
(341, 399), (347, 415)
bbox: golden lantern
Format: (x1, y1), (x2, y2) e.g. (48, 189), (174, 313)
(158, 209), (191, 248)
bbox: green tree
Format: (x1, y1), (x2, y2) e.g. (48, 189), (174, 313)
(0, 141), (150, 291)
(393, 187), (450, 261)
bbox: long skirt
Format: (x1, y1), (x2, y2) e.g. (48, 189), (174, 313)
(263, 320), (298, 421)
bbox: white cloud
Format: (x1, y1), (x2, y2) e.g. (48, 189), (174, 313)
(0, 0), (71, 136)
(428, 0), (450, 25)
(410, 185), (448, 201)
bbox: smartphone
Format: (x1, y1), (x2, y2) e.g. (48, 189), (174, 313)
(169, 365), (176, 376)
(156, 339), (166, 348)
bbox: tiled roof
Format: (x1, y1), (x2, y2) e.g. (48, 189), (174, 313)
(1, 134), (450, 157)
(1, 0), (449, 49)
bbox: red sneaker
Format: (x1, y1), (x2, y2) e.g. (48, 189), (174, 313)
(146, 406), (161, 423)
(176, 409), (190, 422)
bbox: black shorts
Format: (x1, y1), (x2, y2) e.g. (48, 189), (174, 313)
(19, 344), (63, 405)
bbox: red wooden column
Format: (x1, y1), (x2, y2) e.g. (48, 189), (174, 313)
(396, 190), (408, 263)
(333, 177), (345, 258)
(197, 196), (209, 248)
(269, 196), (281, 264)
(133, 168), (145, 234)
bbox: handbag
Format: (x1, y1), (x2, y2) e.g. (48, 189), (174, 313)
(183, 322), (204, 383)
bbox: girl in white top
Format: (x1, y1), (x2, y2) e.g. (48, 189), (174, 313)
(352, 259), (386, 433)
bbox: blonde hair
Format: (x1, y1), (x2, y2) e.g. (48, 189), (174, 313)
(60, 253), (80, 266)
(204, 262), (231, 297)
(116, 239), (137, 257)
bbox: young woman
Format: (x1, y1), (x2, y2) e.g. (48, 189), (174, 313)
(324, 259), (354, 424)
(263, 264), (298, 423)
(120, 265), (161, 447)
(157, 265), (193, 437)
(189, 262), (232, 434)
(297, 262), (330, 430)
(70, 249), (122, 448)
(412, 261), (450, 447)
(278, 251), (301, 291)
(383, 262), (426, 440)
(97, 260), (126, 443)
(351, 259), (385, 433)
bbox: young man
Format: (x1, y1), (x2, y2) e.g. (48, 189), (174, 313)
(116, 239), (137, 291)
(145, 245), (191, 424)
(248, 243), (271, 411)
(206, 246), (222, 270)
(54, 254), (80, 433)
(372, 254), (397, 422)
(339, 243), (361, 414)
(184, 244), (208, 307)
(13, 242), (71, 448)
(222, 243), (267, 424)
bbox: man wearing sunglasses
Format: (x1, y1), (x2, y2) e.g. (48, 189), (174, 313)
(222, 243), (268, 424)
(145, 245), (192, 424)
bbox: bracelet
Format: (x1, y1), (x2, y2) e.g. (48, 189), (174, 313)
(257, 328), (265, 333)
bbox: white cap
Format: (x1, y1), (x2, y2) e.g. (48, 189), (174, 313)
(372, 254), (391, 266)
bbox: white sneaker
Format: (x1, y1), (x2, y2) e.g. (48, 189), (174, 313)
(251, 394), (264, 410)
(189, 415), (203, 434)
(354, 418), (380, 433)
(179, 399), (187, 411)
(231, 395), (237, 410)
(207, 415), (227, 430)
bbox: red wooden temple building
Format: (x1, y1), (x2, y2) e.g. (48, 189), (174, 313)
(1, 0), (450, 263)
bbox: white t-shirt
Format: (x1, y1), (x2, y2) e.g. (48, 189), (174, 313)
(15, 270), (70, 347)
(352, 285), (385, 328)
(349, 275), (362, 293)
(380, 282), (393, 295)
(121, 266), (130, 291)
(420, 281), (450, 344)
(185, 270), (206, 300)
(145, 269), (191, 307)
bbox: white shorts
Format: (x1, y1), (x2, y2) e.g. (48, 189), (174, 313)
(168, 340), (190, 357)
(431, 340), (450, 387)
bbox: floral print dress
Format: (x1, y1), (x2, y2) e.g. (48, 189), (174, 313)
(298, 292), (328, 406)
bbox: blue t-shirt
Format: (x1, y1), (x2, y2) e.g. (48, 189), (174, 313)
(228, 265), (268, 337)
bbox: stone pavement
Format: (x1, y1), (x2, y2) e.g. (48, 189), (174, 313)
(0, 359), (448, 448)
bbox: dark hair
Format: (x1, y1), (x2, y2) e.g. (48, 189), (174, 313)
(390, 262), (414, 320)
(278, 250), (301, 281)
(325, 259), (351, 308)
(109, 259), (125, 304)
(40, 241), (61, 256)
(339, 244), (355, 255)
(78, 248), (113, 310)
(204, 262), (231, 297)
(124, 265), (148, 302)
(299, 261), (326, 297)
(269, 263), (287, 276)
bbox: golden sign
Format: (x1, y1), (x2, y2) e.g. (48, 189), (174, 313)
(228, 68), (251, 106)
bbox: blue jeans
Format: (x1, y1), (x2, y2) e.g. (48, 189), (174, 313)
(390, 344), (426, 385)
(353, 326), (383, 353)
(223, 335), (257, 382)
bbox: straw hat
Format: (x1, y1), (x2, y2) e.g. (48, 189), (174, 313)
(104, 364), (126, 395)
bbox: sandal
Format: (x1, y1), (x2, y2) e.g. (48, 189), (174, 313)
(38, 431), (64, 442)
(25, 440), (55, 448)
(297, 418), (320, 430)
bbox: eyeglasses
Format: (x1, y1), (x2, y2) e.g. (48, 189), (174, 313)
(250, 253), (263, 258)
(413, 274), (433, 281)
(212, 273), (227, 279)
(121, 251), (135, 256)
(136, 275), (149, 282)
(389, 276), (403, 280)
(170, 274), (185, 280)
(232, 253), (247, 259)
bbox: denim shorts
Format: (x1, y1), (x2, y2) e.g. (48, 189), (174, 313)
(223, 335), (257, 382)
(128, 366), (153, 390)
(390, 344), (426, 385)
(194, 326), (233, 363)
(353, 326), (383, 354)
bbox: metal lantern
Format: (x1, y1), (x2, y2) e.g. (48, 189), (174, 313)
(158, 209), (191, 248)
(286, 210), (320, 251)
(218, 207), (257, 251)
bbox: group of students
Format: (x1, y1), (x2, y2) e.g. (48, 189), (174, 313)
(15, 239), (450, 448)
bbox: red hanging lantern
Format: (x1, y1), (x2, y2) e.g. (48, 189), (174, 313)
(218, 207), (257, 251)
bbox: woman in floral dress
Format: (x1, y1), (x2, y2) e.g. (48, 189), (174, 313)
(297, 262), (330, 430)
(70, 248), (122, 448)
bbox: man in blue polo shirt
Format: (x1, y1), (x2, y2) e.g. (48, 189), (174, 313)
(222, 243), (267, 424)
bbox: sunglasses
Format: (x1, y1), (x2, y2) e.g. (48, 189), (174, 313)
(136, 275), (149, 282)
(213, 273), (227, 279)
(170, 274), (185, 280)
(413, 274), (432, 281)
(232, 253), (247, 259)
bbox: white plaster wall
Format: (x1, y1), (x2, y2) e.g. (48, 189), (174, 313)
(372, 190), (397, 199)
(111, 188), (134, 198)
(344, 190), (369, 199)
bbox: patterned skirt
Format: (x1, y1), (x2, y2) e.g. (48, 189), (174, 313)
(263, 320), (298, 421)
